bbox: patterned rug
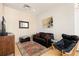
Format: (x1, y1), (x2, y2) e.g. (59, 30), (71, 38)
(17, 41), (49, 56)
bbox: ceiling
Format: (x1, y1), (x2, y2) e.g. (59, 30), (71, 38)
(4, 3), (73, 15)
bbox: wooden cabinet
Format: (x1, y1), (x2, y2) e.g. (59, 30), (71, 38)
(0, 35), (15, 56)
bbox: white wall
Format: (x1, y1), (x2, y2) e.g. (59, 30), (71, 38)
(75, 6), (79, 50)
(0, 4), (3, 16)
(75, 8), (79, 36)
(4, 6), (37, 42)
(37, 4), (74, 40)
(0, 4), (3, 31)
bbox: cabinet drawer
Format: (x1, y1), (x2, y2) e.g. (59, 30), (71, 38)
(0, 49), (3, 56)
(0, 44), (3, 50)
(0, 35), (15, 56)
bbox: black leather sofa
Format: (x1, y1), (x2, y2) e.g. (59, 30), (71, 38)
(54, 34), (79, 52)
(33, 32), (54, 48)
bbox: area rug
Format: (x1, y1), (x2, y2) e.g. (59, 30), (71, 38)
(17, 41), (49, 56)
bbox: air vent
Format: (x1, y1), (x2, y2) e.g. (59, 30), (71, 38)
(23, 4), (31, 8)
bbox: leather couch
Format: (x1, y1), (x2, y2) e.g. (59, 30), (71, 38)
(53, 34), (79, 53)
(33, 32), (54, 48)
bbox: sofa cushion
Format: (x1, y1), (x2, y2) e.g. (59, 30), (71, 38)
(44, 34), (51, 42)
(46, 33), (54, 39)
(63, 39), (73, 48)
(37, 38), (46, 42)
(40, 33), (46, 38)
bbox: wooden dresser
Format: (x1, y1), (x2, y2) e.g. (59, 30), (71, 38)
(0, 35), (15, 56)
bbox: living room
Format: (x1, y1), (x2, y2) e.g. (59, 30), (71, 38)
(0, 3), (79, 56)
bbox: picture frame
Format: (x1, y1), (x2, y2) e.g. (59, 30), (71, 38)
(19, 21), (29, 29)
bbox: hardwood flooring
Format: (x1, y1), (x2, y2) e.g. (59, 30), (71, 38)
(15, 44), (21, 56)
(15, 43), (79, 56)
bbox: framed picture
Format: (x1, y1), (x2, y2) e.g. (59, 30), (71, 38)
(43, 16), (53, 28)
(19, 21), (29, 29)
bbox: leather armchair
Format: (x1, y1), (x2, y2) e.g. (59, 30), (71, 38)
(53, 34), (79, 56)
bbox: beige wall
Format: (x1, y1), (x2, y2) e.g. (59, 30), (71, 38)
(4, 6), (37, 42)
(75, 8), (79, 36)
(75, 6), (79, 50)
(0, 4), (3, 16)
(37, 4), (74, 40)
(0, 4), (3, 31)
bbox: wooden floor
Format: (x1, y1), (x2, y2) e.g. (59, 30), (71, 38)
(15, 44), (79, 56)
(15, 44), (21, 56)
